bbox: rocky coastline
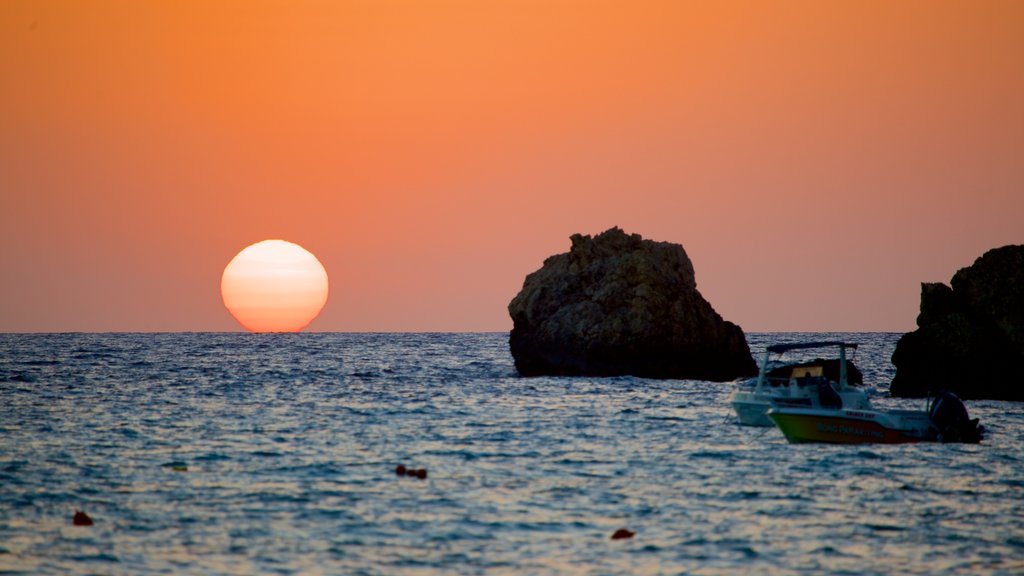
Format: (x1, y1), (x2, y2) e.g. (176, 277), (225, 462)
(891, 245), (1024, 401)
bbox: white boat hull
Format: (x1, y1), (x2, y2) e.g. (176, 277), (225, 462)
(729, 389), (872, 427)
(732, 396), (773, 427)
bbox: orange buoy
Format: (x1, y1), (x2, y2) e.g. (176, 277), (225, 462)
(415, 468), (427, 480)
(73, 511), (94, 526)
(396, 464), (407, 476)
(611, 528), (634, 540)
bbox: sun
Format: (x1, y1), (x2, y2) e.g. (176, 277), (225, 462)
(221, 239), (329, 332)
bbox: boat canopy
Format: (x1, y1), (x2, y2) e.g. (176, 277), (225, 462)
(766, 342), (859, 354)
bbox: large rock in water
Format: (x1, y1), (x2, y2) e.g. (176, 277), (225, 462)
(891, 245), (1024, 400)
(508, 228), (756, 380)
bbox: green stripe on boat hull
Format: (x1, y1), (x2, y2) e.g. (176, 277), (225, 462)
(769, 412), (923, 444)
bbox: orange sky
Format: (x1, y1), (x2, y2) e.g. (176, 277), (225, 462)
(2, 0), (1022, 332)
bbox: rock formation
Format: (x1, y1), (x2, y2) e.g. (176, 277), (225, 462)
(891, 245), (1024, 401)
(508, 227), (756, 380)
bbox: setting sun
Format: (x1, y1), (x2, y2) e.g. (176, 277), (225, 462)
(221, 240), (329, 332)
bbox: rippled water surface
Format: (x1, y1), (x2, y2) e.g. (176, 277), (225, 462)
(1, 333), (1022, 575)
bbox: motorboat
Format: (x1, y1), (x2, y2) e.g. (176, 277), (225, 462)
(730, 341), (871, 426)
(768, 390), (984, 444)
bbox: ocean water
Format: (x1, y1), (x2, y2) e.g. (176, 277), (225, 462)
(1, 332), (1022, 575)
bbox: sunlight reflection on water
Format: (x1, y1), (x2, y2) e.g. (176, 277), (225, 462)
(0, 332), (1022, 574)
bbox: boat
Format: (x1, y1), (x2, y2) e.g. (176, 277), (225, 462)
(768, 390), (985, 444)
(729, 341), (871, 426)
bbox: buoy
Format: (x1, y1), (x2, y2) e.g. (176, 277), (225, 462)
(73, 511), (94, 526)
(172, 465), (188, 472)
(395, 465), (428, 479)
(611, 528), (634, 540)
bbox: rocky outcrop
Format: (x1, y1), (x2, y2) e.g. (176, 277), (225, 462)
(508, 227), (756, 380)
(891, 245), (1024, 400)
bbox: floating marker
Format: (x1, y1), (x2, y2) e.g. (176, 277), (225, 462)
(611, 528), (634, 540)
(73, 511), (93, 526)
(395, 465), (427, 479)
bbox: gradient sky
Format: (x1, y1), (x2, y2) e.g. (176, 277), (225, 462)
(2, 1), (1022, 333)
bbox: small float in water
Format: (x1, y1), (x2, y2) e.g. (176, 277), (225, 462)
(768, 390), (984, 444)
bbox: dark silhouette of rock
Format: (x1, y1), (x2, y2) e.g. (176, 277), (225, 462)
(73, 511), (93, 526)
(611, 528), (635, 540)
(891, 245), (1024, 401)
(508, 228), (756, 380)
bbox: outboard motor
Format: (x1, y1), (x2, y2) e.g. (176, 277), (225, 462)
(928, 391), (984, 443)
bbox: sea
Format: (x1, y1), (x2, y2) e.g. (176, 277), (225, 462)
(1, 332), (1022, 575)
